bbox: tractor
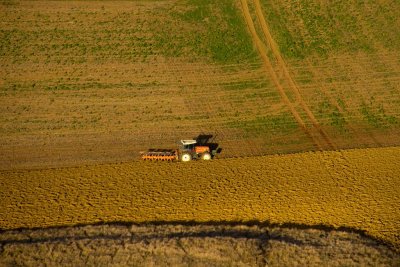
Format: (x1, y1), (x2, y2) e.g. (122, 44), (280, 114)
(141, 139), (217, 162)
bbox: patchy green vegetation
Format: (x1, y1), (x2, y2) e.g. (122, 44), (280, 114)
(223, 80), (271, 91)
(228, 113), (299, 137)
(317, 100), (347, 132)
(260, 0), (400, 59)
(360, 98), (399, 129)
(0, 1), (257, 64)
(156, 0), (258, 63)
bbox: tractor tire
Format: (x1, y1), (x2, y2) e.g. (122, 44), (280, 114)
(201, 152), (211, 160)
(180, 152), (192, 162)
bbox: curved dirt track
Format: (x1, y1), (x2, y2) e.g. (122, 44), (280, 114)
(1, 147), (399, 250)
(240, 0), (335, 150)
(253, 0), (336, 150)
(239, 0), (320, 149)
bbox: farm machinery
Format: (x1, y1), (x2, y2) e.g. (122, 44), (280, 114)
(141, 139), (217, 162)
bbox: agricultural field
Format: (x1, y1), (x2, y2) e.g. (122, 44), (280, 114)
(1, 147), (400, 250)
(1, 0), (400, 264)
(1, 0), (400, 169)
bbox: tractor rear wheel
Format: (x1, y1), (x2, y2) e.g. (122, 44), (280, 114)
(180, 152), (192, 162)
(201, 152), (211, 160)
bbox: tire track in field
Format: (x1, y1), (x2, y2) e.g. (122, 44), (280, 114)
(240, 0), (323, 150)
(252, 0), (336, 150)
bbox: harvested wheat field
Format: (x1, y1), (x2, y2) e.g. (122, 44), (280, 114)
(1, 147), (399, 251)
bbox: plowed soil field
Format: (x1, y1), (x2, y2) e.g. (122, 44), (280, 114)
(1, 147), (399, 249)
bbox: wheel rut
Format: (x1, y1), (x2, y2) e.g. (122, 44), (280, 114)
(240, 0), (322, 150)
(241, 0), (336, 150)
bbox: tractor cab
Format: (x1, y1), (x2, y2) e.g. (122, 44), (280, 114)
(179, 140), (212, 162)
(180, 140), (197, 151)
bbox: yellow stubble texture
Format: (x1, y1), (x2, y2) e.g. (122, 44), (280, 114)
(1, 147), (399, 248)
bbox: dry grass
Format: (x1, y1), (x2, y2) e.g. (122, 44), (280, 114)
(1, 223), (398, 266)
(1, 147), (399, 250)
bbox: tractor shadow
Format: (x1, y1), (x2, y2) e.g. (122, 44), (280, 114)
(194, 134), (222, 156)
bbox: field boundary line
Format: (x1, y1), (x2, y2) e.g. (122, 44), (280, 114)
(239, 0), (322, 150)
(253, 0), (336, 150)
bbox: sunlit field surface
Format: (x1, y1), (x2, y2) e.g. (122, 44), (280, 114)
(1, 147), (399, 249)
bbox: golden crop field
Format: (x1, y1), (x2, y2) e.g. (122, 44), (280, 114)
(1, 146), (399, 249)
